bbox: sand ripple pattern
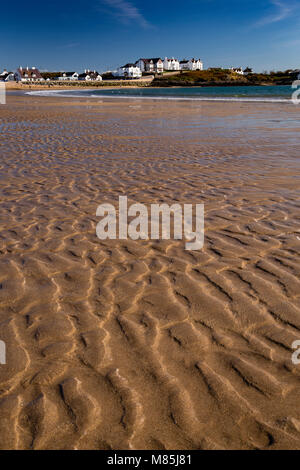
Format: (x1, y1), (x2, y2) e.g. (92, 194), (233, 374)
(0, 96), (299, 449)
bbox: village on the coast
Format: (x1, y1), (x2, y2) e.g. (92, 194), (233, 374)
(0, 57), (205, 83)
(0, 56), (255, 83)
(3, 55), (298, 87)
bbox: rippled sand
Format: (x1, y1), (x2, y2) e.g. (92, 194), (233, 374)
(0, 94), (300, 450)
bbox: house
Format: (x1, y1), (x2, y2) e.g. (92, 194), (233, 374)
(0, 70), (15, 81)
(243, 67), (253, 75)
(179, 60), (189, 71)
(116, 64), (142, 79)
(15, 66), (44, 82)
(135, 58), (163, 74)
(163, 57), (180, 71)
(180, 59), (203, 71)
(230, 67), (244, 75)
(58, 72), (79, 81)
(78, 70), (102, 81)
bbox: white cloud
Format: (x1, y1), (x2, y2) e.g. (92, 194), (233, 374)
(255, 0), (298, 27)
(101, 0), (151, 28)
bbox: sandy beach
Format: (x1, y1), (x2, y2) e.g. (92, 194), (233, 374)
(4, 80), (152, 91)
(0, 93), (300, 450)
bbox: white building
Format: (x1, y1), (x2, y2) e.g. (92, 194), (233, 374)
(180, 59), (203, 71)
(15, 66), (44, 82)
(163, 57), (180, 71)
(58, 72), (79, 81)
(116, 63), (142, 79)
(78, 70), (102, 81)
(135, 58), (163, 74)
(230, 67), (244, 75)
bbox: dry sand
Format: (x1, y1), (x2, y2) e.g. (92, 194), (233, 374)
(0, 94), (300, 450)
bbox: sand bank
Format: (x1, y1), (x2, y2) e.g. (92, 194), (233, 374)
(0, 94), (299, 449)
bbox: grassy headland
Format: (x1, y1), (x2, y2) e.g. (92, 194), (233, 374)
(151, 69), (299, 87)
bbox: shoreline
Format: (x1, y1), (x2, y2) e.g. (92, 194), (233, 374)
(17, 86), (294, 105)
(3, 80), (295, 91)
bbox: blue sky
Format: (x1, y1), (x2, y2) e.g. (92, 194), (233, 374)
(1, 0), (300, 72)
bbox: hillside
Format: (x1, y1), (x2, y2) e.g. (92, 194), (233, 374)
(152, 69), (299, 87)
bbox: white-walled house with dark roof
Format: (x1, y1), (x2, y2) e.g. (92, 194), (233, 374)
(15, 66), (44, 82)
(115, 64), (142, 79)
(163, 57), (180, 71)
(180, 59), (203, 71)
(58, 72), (79, 81)
(230, 67), (244, 75)
(78, 70), (102, 81)
(135, 58), (163, 74)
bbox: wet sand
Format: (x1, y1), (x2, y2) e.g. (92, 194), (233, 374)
(0, 94), (300, 450)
